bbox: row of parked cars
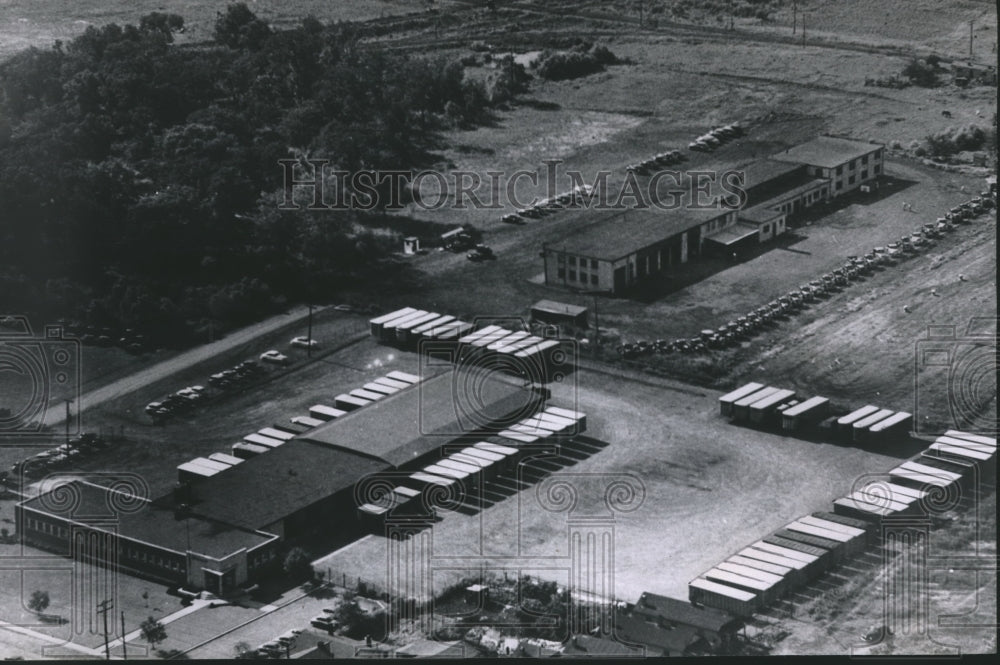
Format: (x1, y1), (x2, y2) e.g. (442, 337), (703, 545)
(9, 433), (107, 478)
(618, 187), (995, 359)
(688, 122), (744, 152)
(145, 337), (321, 422)
(499, 185), (595, 225)
(625, 148), (686, 176)
(58, 321), (150, 354)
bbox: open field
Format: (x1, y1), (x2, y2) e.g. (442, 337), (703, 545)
(0, 0), (456, 60)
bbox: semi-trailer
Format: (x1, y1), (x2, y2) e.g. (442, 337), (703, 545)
(781, 396), (830, 431)
(309, 405), (347, 421)
(851, 408), (896, 443)
(731, 387), (782, 422)
(866, 411), (913, 441)
(334, 394), (370, 411)
(748, 389), (798, 426)
(719, 382), (765, 417)
(369, 307), (417, 338)
(232, 442), (269, 459)
(689, 577), (758, 617)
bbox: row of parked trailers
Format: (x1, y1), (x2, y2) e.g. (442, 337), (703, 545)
(370, 308), (572, 381)
(719, 382), (913, 443)
(833, 430), (996, 523)
(689, 513), (873, 617)
(689, 428), (996, 617)
(356, 406), (587, 526)
(177, 371), (424, 481)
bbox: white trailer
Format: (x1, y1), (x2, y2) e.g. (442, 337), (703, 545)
(373, 377), (411, 391)
(866, 411), (912, 441)
(732, 387), (781, 422)
(386, 370), (422, 385)
(543, 406), (586, 430)
(208, 452), (244, 467)
(378, 310), (428, 341)
(363, 382), (399, 396)
(232, 442), (269, 459)
(748, 389), (797, 425)
(836, 405), (880, 432)
(334, 394), (370, 411)
(309, 404), (347, 421)
(944, 430), (997, 448)
(395, 311), (441, 344)
(369, 307), (417, 338)
(851, 408), (896, 442)
(350, 388), (385, 402)
(244, 433), (285, 448)
(781, 396), (830, 431)
(719, 382), (766, 417)
(258, 427), (296, 441)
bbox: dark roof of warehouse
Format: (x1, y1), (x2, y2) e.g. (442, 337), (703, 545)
(179, 440), (387, 531)
(21, 480), (276, 557)
(543, 205), (730, 261)
(771, 136), (883, 169)
(734, 159), (805, 191)
(300, 368), (541, 467)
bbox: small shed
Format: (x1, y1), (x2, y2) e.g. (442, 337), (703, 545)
(403, 237), (420, 255)
(530, 299), (588, 329)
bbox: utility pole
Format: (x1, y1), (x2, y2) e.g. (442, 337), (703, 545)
(64, 400), (71, 445)
(121, 611), (127, 660)
(96, 599), (113, 661)
(307, 304), (314, 358)
(792, 0), (797, 35)
(802, 13), (806, 45)
(969, 19), (974, 58)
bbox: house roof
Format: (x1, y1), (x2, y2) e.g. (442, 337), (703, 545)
(300, 369), (542, 468)
(180, 440), (388, 531)
(771, 136), (883, 169)
(21, 480), (276, 558)
(560, 634), (646, 657)
(544, 205), (731, 262)
(629, 592), (742, 634)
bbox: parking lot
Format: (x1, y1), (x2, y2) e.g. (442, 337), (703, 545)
(311, 360), (905, 604)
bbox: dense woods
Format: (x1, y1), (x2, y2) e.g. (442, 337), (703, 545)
(0, 4), (495, 346)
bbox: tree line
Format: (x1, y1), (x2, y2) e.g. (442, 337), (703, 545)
(0, 4), (498, 347)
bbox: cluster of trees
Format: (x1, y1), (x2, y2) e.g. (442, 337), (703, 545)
(924, 123), (992, 157)
(535, 43), (619, 81)
(902, 56), (943, 88)
(0, 3), (498, 346)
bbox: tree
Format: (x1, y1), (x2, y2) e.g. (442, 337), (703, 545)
(140, 616), (167, 649)
(214, 3), (272, 50)
(27, 590), (50, 614)
(282, 547), (314, 582)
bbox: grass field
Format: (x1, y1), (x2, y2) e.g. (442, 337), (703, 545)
(0, 0), (453, 60)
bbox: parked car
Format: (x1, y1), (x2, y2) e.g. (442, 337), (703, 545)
(260, 350), (289, 364)
(290, 336), (319, 349)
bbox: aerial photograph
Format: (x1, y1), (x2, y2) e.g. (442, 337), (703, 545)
(0, 0), (995, 660)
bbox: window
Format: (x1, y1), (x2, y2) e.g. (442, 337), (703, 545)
(873, 164), (881, 174)
(557, 268), (565, 279)
(556, 254), (565, 264)
(568, 256), (576, 266)
(590, 259), (598, 269)
(862, 154), (869, 165)
(861, 170), (868, 179)
(763, 224), (771, 233)
(591, 275), (598, 285)
(568, 271), (576, 281)
(836, 165), (843, 175)
(848, 175), (856, 185)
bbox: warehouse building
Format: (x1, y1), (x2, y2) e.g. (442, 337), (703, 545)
(19, 368), (545, 593)
(17, 479), (280, 594)
(771, 136), (884, 198)
(542, 206), (738, 294)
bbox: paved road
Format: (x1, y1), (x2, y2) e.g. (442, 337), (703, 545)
(42, 305), (328, 428)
